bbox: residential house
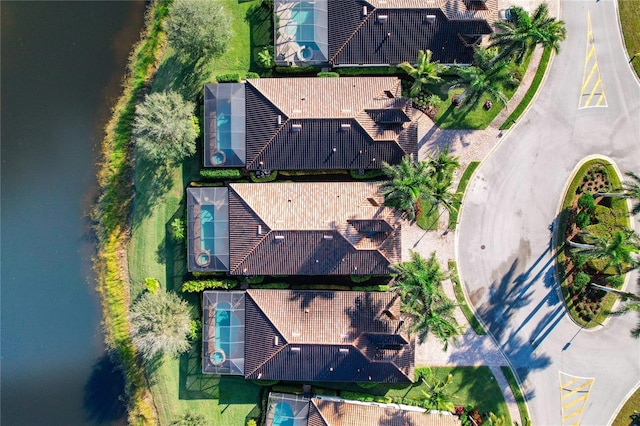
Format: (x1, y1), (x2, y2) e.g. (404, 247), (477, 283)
(187, 182), (402, 275)
(274, 0), (496, 67)
(202, 290), (415, 383)
(203, 77), (417, 170)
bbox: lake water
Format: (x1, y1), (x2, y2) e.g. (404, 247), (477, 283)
(1, 2), (145, 424)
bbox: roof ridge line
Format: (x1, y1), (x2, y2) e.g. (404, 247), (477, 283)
(329, 8), (376, 64)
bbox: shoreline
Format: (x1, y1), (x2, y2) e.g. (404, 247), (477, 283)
(92, 1), (168, 424)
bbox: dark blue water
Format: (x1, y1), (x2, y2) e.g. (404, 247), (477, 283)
(1, 2), (145, 424)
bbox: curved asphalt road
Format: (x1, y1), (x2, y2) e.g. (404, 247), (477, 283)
(457, 0), (640, 425)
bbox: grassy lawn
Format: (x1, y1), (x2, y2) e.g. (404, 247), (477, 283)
(501, 366), (531, 426)
(448, 260), (486, 335)
(148, 346), (261, 425)
(315, 367), (510, 422)
(416, 198), (441, 230)
(612, 385), (640, 426)
(619, 0), (640, 78)
(449, 161), (480, 229)
(153, 0), (272, 99)
(127, 1), (268, 423)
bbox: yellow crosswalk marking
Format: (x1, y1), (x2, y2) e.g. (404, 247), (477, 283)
(562, 393), (589, 410)
(559, 372), (594, 426)
(579, 11), (607, 108)
(561, 377), (580, 389)
(563, 410), (582, 421)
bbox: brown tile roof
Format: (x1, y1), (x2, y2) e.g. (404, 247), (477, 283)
(243, 77), (417, 171)
(245, 290), (415, 382)
(308, 397), (462, 426)
(228, 182), (402, 275)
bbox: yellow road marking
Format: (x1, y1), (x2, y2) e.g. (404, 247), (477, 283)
(579, 11), (607, 108)
(563, 410), (582, 421)
(562, 379), (594, 399)
(560, 377), (580, 389)
(582, 64), (598, 91)
(562, 393), (589, 410)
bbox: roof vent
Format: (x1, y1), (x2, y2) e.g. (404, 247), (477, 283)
(274, 336), (279, 345)
(290, 347), (301, 352)
(377, 14), (388, 24)
(341, 123), (351, 131)
(339, 348), (349, 354)
(367, 197), (379, 207)
(275, 235), (285, 240)
(362, 5), (367, 16)
(323, 234), (334, 240)
(257, 225), (262, 235)
(277, 115), (282, 125)
(426, 14), (436, 24)
(291, 123), (302, 132)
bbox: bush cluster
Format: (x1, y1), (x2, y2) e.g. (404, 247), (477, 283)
(181, 279), (238, 293)
(317, 71), (339, 78)
(199, 168), (243, 180)
(215, 73), (241, 83)
(349, 169), (387, 180)
(250, 170), (278, 182)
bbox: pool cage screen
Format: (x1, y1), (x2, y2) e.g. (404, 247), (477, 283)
(275, 0), (328, 64)
(202, 291), (245, 375)
(186, 187), (229, 272)
(265, 392), (311, 426)
(203, 83), (246, 167)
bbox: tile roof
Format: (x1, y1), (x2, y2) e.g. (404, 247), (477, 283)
(327, 0), (493, 66)
(228, 182), (402, 275)
(244, 290), (415, 382)
(244, 77), (418, 170)
(308, 396), (462, 426)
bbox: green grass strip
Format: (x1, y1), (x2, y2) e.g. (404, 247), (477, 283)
(500, 366), (531, 426)
(92, 2), (170, 424)
(619, 0), (640, 79)
(449, 161), (480, 229)
(448, 261), (486, 335)
(500, 47), (552, 130)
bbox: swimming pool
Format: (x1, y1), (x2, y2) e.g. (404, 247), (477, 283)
(272, 402), (295, 426)
(211, 301), (231, 365)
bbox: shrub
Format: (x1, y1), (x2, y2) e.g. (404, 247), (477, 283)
(245, 72), (260, 79)
(571, 252), (589, 270)
(352, 285), (389, 292)
(272, 384), (304, 394)
(356, 381), (379, 389)
(574, 272), (591, 290)
(247, 420), (257, 426)
(187, 319), (201, 341)
(145, 277), (160, 294)
(317, 71), (339, 78)
(251, 379), (279, 386)
(350, 169), (387, 180)
(250, 282), (289, 289)
(199, 168), (243, 180)
(275, 65), (322, 75)
(575, 211), (591, 229)
(250, 170), (278, 182)
(216, 73), (241, 83)
(605, 275), (624, 288)
(336, 66), (400, 76)
(257, 46), (274, 69)
(245, 275), (265, 284)
(350, 274), (371, 283)
(181, 279), (238, 293)
(170, 217), (186, 242)
(578, 192), (596, 211)
(169, 412), (206, 426)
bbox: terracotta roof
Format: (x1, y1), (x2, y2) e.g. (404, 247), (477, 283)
(308, 397), (462, 426)
(327, 0), (493, 66)
(244, 77), (417, 171)
(228, 182), (402, 275)
(244, 290), (415, 382)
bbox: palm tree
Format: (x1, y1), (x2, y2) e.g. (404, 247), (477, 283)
(420, 370), (455, 412)
(428, 146), (459, 182)
(595, 283), (640, 338)
(399, 50), (444, 96)
(450, 48), (519, 109)
(570, 229), (640, 273)
(381, 154), (432, 221)
(391, 251), (461, 347)
(623, 172), (640, 215)
(490, 4), (567, 65)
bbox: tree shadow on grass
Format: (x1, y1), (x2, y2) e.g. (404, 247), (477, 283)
(130, 156), (174, 227)
(246, 3), (273, 73)
(83, 353), (127, 424)
(444, 366), (513, 418)
(153, 54), (209, 101)
(161, 205), (187, 292)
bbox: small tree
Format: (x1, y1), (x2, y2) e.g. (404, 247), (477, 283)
(133, 91), (199, 164)
(169, 412), (206, 426)
(257, 46), (275, 69)
(399, 49), (444, 96)
(166, 0), (233, 62)
(170, 217), (186, 242)
(129, 290), (192, 361)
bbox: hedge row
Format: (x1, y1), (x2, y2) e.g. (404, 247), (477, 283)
(181, 279), (238, 293)
(199, 168), (243, 180)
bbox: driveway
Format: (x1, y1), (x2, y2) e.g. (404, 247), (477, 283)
(457, 0), (640, 425)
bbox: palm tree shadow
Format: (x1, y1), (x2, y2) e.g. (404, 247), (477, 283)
(83, 352), (127, 424)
